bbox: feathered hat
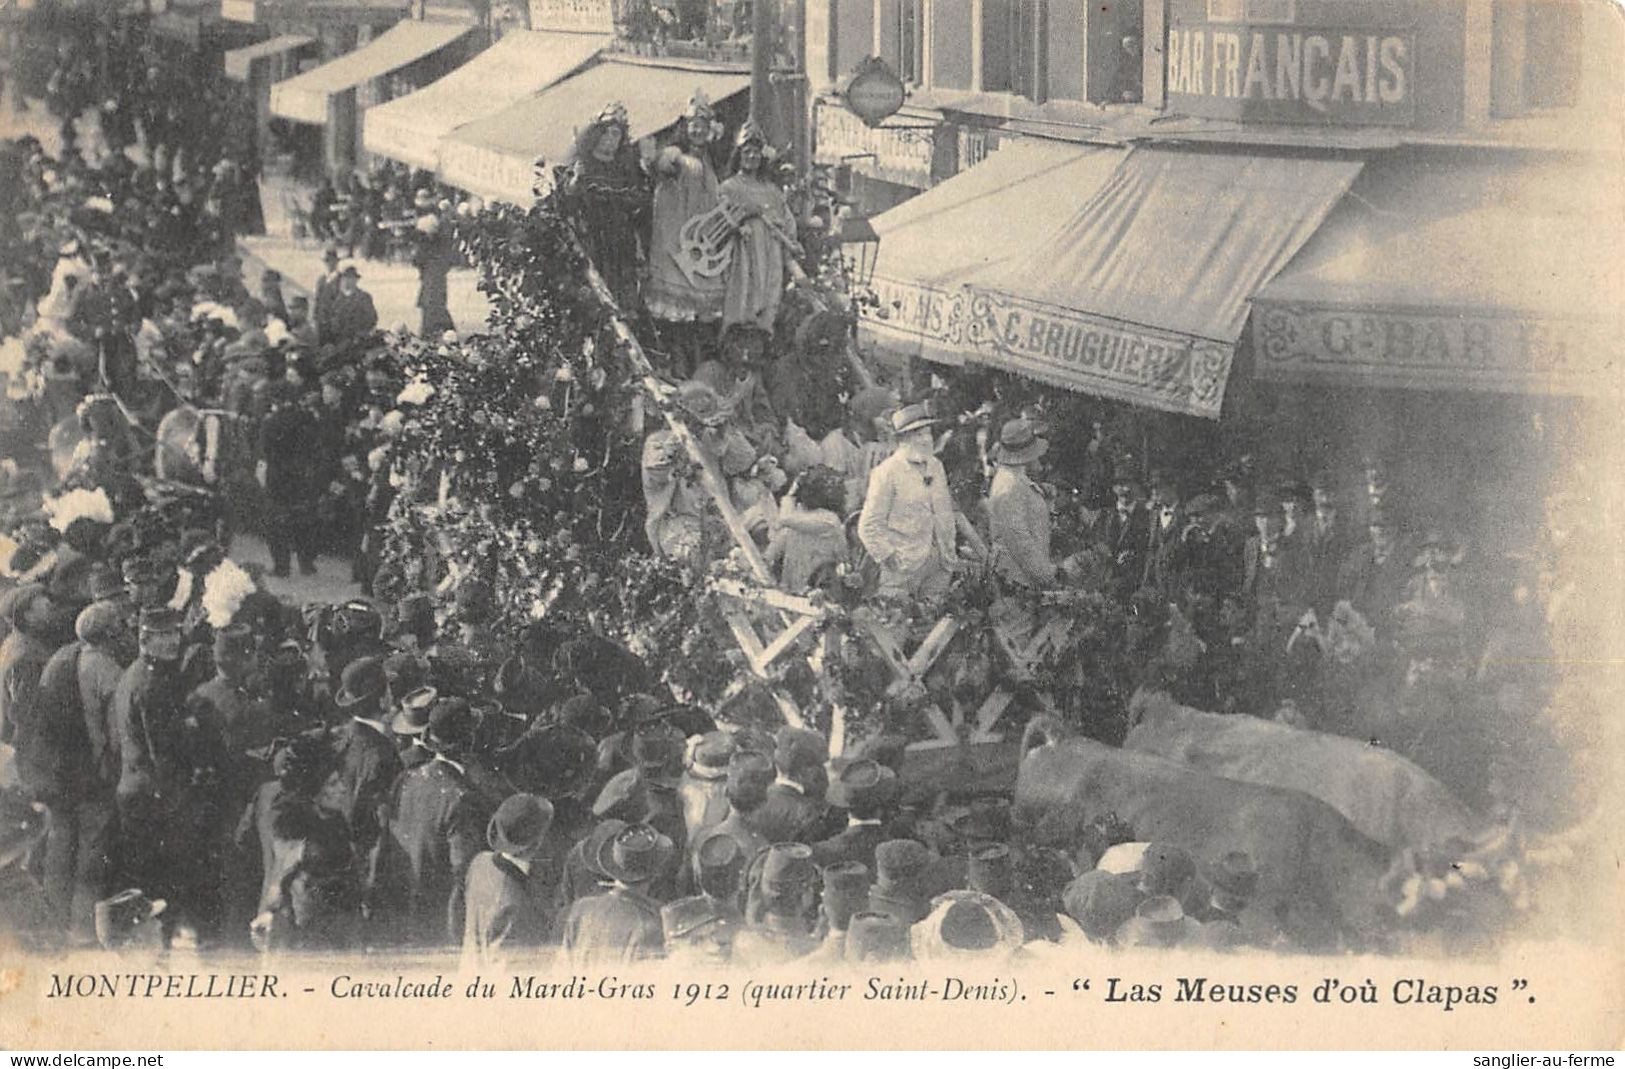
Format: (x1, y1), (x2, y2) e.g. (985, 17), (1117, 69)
(734, 118), (766, 149)
(595, 101), (630, 130)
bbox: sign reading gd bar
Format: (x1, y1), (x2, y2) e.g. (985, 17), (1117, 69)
(863, 277), (1234, 419)
(1167, 20), (1415, 125)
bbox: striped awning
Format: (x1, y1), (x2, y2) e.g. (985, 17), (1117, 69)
(269, 20), (471, 125)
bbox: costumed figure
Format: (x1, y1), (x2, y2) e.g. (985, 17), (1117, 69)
(717, 121), (803, 334)
(566, 102), (649, 308)
(644, 93), (726, 345)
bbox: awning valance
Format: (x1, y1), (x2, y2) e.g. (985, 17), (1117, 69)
(860, 143), (1361, 419)
(438, 62), (748, 204)
(269, 20), (471, 125)
(362, 30), (606, 170)
(1252, 156), (1625, 396)
(225, 33), (314, 80)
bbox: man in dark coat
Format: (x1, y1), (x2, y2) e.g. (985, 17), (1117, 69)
(110, 608), (189, 901)
(411, 201), (458, 336)
(1098, 474), (1150, 600)
(1303, 473), (1352, 616)
(257, 380), (322, 578)
(1337, 508), (1412, 639)
(318, 264), (378, 348)
(311, 245), (342, 329)
(462, 792), (556, 964)
(749, 727), (826, 844)
(327, 657), (401, 864)
(372, 699), (487, 947)
(809, 758), (898, 872)
(0, 586), (55, 756)
(560, 822), (671, 967)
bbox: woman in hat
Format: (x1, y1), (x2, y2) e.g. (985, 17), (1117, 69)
(640, 378), (756, 568)
(645, 93), (726, 337)
(566, 102), (649, 306)
(717, 120), (802, 333)
(763, 463), (849, 593)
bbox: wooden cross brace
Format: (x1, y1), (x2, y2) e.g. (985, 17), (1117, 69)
(969, 614), (1076, 742)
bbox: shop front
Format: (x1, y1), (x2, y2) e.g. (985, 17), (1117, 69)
(360, 27), (605, 172)
(268, 17), (473, 173)
(858, 137), (1361, 421)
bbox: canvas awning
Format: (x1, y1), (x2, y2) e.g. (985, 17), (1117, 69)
(1252, 156), (1625, 396)
(438, 62), (747, 205)
(861, 142), (1361, 419)
(224, 33), (314, 80)
(362, 30), (607, 170)
(269, 20), (471, 125)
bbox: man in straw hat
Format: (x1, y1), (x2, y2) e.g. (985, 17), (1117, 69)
(987, 417), (1057, 590)
(462, 792), (557, 964)
(858, 402), (959, 601)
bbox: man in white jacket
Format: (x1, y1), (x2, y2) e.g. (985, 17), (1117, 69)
(858, 403), (958, 602)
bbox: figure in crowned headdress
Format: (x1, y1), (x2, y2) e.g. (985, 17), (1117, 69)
(565, 101), (650, 307)
(644, 92), (726, 336)
(716, 120), (802, 334)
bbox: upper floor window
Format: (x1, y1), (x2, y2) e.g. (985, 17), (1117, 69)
(980, 0), (1040, 98)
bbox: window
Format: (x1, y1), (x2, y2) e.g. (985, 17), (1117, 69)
(898, 0), (922, 84)
(1524, 0), (1580, 108)
(1493, 0), (1582, 114)
(980, 0), (1040, 98)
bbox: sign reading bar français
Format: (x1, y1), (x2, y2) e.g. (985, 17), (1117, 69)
(861, 276), (1234, 420)
(1167, 21), (1414, 126)
(1252, 302), (1621, 396)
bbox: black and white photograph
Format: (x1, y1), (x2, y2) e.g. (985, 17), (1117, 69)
(0, 0), (1619, 1052)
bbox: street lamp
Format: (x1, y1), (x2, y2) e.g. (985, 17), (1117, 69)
(837, 208), (880, 289)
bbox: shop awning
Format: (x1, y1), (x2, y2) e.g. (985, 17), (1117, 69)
(224, 33), (314, 81)
(861, 143), (1360, 418)
(362, 30), (606, 171)
(1252, 156), (1625, 396)
(269, 20), (471, 125)
(438, 62), (748, 205)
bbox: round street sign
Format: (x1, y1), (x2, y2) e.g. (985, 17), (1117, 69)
(842, 56), (907, 128)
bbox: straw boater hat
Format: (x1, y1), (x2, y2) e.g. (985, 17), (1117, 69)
(391, 686), (437, 736)
(992, 418), (1048, 467)
(889, 402), (938, 437)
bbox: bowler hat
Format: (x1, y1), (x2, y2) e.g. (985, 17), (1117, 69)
(687, 731), (735, 781)
(488, 793), (555, 857)
(992, 418), (1048, 466)
(391, 686), (437, 735)
(725, 750), (774, 805)
(889, 402), (938, 436)
(213, 624), (254, 663)
(74, 601), (124, 646)
(322, 245), (341, 264)
(339, 262), (361, 279)
(758, 842), (817, 895)
(845, 911), (910, 962)
(600, 823), (675, 885)
(335, 656), (388, 708)
(825, 757), (897, 811)
(821, 861), (871, 931)
(583, 818), (628, 880)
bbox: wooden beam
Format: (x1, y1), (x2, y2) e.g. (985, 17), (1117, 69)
(757, 614), (821, 668)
